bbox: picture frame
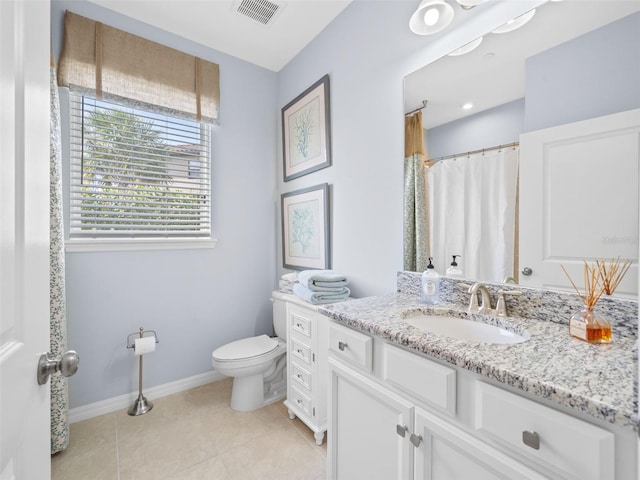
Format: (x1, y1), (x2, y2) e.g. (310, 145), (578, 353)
(281, 183), (330, 270)
(281, 75), (331, 182)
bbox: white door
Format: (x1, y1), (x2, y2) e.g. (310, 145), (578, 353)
(328, 359), (413, 480)
(519, 109), (640, 297)
(0, 1), (52, 479)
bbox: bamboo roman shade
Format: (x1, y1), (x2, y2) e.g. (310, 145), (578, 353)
(57, 11), (219, 123)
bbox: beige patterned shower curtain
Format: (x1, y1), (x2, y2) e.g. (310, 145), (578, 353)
(50, 60), (70, 454)
(403, 111), (429, 272)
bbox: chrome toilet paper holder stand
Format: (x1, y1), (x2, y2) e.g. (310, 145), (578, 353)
(126, 327), (159, 416)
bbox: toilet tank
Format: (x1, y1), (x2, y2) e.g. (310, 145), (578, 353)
(272, 293), (287, 340)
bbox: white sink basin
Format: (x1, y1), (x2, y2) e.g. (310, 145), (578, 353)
(404, 314), (529, 344)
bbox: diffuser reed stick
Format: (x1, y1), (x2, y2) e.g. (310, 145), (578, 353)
(561, 262), (605, 310)
(597, 257), (632, 296)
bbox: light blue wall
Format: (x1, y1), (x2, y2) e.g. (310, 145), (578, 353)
(426, 99), (524, 159)
(52, 1), (279, 408)
(525, 11), (640, 132)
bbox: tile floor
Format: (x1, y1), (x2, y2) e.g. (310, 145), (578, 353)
(52, 378), (327, 480)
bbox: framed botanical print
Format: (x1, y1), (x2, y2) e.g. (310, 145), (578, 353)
(281, 75), (331, 181)
(281, 183), (330, 270)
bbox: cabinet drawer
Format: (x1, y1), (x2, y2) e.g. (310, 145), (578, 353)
(290, 385), (313, 418)
(291, 362), (312, 391)
(290, 338), (312, 365)
(475, 382), (614, 480)
(328, 322), (372, 372)
(289, 306), (313, 338)
(383, 343), (456, 416)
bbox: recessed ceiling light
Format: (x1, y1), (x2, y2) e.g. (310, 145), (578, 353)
(462, 102), (474, 110)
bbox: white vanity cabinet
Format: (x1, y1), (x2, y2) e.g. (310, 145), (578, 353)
(283, 299), (328, 445)
(327, 321), (629, 480)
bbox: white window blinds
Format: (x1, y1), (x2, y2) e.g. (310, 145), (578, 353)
(69, 94), (211, 238)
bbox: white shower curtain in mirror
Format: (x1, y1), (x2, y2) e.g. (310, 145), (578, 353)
(50, 63), (70, 454)
(427, 147), (519, 283)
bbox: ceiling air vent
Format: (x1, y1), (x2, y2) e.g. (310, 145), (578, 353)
(235, 0), (284, 26)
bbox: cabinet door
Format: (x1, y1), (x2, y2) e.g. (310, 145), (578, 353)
(414, 408), (547, 480)
(329, 359), (413, 480)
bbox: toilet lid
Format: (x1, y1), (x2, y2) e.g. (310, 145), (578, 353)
(212, 334), (279, 362)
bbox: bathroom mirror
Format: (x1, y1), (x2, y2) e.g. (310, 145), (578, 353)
(403, 1), (640, 298)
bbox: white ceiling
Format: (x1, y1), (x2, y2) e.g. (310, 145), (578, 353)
(404, 1), (640, 129)
(87, 0), (352, 72)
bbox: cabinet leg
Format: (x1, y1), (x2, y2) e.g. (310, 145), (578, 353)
(314, 431), (325, 446)
(287, 408), (296, 420)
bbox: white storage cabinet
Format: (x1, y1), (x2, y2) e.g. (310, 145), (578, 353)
(283, 298), (329, 446)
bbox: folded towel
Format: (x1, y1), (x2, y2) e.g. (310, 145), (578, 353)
(293, 283), (350, 305)
(297, 270), (349, 291)
(281, 272), (298, 282)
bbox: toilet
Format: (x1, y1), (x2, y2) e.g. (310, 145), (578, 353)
(211, 293), (287, 411)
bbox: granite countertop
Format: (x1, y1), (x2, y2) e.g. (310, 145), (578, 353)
(319, 293), (638, 431)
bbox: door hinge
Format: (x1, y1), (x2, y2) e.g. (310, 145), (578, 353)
(313, 407), (316, 417)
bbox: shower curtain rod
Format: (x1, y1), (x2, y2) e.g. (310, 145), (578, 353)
(405, 100), (428, 116)
(425, 141), (519, 165)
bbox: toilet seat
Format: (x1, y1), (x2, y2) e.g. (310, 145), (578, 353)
(212, 334), (279, 363)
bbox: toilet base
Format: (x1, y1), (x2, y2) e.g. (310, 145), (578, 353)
(230, 373), (264, 411)
(229, 373), (286, 411)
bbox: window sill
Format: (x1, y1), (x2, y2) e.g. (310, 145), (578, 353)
(65, 237), (218, 253)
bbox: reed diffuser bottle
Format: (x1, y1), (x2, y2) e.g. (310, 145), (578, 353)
(569, 307), (611, 344)
(562, 261), (611, 344)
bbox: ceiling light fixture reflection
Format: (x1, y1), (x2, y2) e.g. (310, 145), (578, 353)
(462, 102), (474, 110)
(492, 9), (536, 34)
(455, 0), (489, 10)
(409, 0), (455, 35)
(448, 36), (483, 56)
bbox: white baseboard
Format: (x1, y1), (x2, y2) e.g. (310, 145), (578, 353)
(68, 370), (226, 424)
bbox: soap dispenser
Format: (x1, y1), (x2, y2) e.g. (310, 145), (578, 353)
(446, 255), (463, 278)
(421, 257), (440, 304)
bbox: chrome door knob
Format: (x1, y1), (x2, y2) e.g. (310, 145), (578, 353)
(521, 267), (533, 276)
(37, 350), (79, 385)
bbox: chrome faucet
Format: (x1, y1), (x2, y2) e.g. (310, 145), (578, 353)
(468, 282), (492, 314)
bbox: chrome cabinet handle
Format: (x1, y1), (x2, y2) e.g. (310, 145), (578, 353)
(410, 433), (423, 447)
(338, 341), (348, 351)
(37, 350), (79, 385)
(522, 430), (540, 450)
(396, 424), (408, 437)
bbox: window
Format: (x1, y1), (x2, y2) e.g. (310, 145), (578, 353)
(68, 94), (211, 241)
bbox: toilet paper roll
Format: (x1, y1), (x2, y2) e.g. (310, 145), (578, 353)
(134, 336), (156, 356)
